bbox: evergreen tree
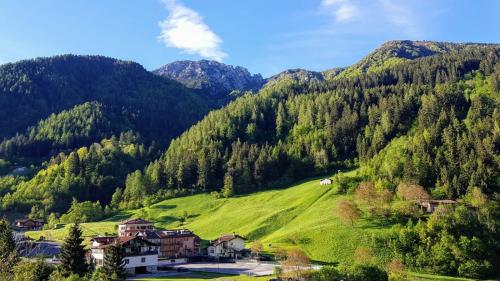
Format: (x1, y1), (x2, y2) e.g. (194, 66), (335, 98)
(0, 219), (18, 278)
(59, 223), (88, 276)
(102, 242), (126, 281)
(222, 173), (234, 198)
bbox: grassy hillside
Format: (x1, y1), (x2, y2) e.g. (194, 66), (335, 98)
(27, 169), (394, 265)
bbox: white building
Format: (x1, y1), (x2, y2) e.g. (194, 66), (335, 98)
(320, 178), (332, 185)
(90, 236), (159, 275)
(118, 218), (155, 237)
(207, 234), (246, 259)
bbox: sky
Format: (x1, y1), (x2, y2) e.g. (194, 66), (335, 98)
(0, 0), (499, 77)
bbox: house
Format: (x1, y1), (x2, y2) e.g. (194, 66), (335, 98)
(135, 230), (161, 245)
(118, 218), (154, 237)
(419, 199), (457, 213)
(14, 218), (45, 231)
(157, 229), (201, 261)
(207, 233), (246, 259)
(90, 236), (159, 275)
(320, 178), (332, 185)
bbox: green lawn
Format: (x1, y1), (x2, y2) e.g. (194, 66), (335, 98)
(28, 169), (391, 264)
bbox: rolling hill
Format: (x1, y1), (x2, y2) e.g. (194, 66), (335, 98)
(27, 168), (391, 265)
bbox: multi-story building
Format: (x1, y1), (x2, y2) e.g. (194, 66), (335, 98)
(157, 229), (201, 259)
(90, 236), (159, 275)
(115, 218), (200, 264)
(118, 218), (154, 237)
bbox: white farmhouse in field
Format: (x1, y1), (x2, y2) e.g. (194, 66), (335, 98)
(320, 178), (332, 185)
(90, 236), (159, 275)
(207, 234), (246, 259)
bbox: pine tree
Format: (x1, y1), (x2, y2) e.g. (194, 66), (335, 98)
(0, 219), (18, 278)
(60, 223), (88, 276)
(102, 242), (126, 281)
(64, 151), (80, 175)
(222, 173), (234, 198)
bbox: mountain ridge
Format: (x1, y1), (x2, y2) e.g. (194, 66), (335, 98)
(153, 59), (265, 105)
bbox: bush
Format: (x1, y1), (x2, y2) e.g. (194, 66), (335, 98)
(341, 264), (388, 281)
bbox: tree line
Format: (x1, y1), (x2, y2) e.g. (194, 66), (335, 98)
(115, 44), (500, 208)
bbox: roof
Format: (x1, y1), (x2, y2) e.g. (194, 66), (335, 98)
(91, 236), (117, 244)
(136, 230), (162, 240)
(158, 229), (199, 239)
(119, 218), (153, 225)
(211, 234), (246, 246)
(420, 199), (457, 204)
(15, 218), (45, 225)
(92, 236), (159, 249)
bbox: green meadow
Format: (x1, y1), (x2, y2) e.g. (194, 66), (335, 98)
(28, 169), (392, 265)
(26, 170), (500, 280)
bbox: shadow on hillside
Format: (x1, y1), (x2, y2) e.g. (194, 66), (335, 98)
(155, 215), (180, 225)
(105, 213), (131, 222)
(151, 204), (177, 210)
(187, 213), (200, 219)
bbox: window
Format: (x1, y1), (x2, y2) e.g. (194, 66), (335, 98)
(124, 259), (129, 264)
(141, 257), (146, 263)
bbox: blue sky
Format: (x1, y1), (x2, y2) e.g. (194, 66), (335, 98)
(0, 0), (499, 77)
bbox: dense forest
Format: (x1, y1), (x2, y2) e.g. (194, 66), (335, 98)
(0, 132), (157, 217)
(116, 42), (499, 208)
(0, 55), (213, 159)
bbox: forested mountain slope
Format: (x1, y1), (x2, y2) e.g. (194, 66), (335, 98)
(118, 42), (500, 207)
(0, 55), (210, 159)
(334, 40), (494, 79)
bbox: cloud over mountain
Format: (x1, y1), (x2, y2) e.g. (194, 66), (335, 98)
(159, 0), (227, 62)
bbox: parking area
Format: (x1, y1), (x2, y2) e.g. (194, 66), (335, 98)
(171, 261), (276, 276)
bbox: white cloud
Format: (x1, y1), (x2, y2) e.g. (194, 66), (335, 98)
(318, 0), (422, 37)
(378, 0), (420, 37)
(320, 0), (359, 22)
(158, 0), (227, 62)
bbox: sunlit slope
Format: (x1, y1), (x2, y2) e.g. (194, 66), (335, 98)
(28, 170), (392, 264)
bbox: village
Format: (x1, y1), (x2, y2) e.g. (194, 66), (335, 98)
(9, 178), (459, 279)
(12, 217), (278, 278)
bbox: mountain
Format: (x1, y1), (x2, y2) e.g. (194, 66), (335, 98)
(266, 69), (326, 86)
(153, 60), (265, 104)
(121, 41), (500, 207)
(335, 40), (495, 79)
(265, 40), (462, 85)
(0, 55), (212, 158)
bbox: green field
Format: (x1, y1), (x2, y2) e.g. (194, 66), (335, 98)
(26, 171), (499, 280)
(28, 169), (392, 264)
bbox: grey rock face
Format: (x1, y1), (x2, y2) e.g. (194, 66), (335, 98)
(154, 60), (265, 99)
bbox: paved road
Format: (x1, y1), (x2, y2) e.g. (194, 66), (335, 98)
(171, 261), (277, 276)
